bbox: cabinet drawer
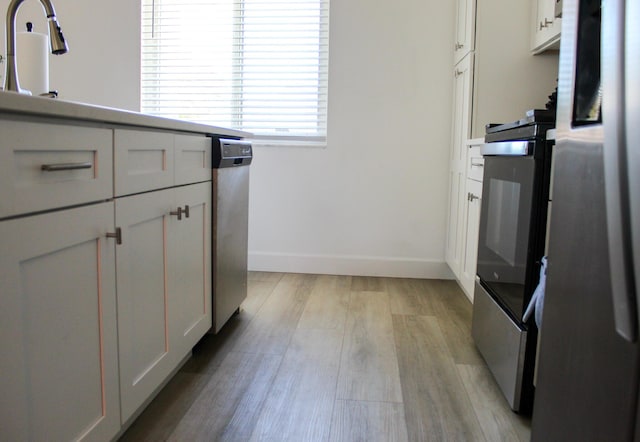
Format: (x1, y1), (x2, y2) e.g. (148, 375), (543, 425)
(114, 129), (175, 196)
(175, 134), (211, 185)
(0, 120), (113, 218)
(467, 143), (485, 182)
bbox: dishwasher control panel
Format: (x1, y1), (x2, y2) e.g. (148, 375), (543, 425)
(212, 138), (253, 168)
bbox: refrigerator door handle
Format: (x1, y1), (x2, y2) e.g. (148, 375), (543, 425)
(603, 0), (638, 342)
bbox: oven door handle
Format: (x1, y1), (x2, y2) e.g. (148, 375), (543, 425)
(481, 141), (531, 156)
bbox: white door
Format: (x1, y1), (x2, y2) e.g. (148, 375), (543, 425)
(454, 0), (476, 64)
(115, 189), (176, 423)
(169, 182), (212, 356)
(461, 179), (483, 300)
(0, 202), (120, 441)
(446, 54), (475, 277)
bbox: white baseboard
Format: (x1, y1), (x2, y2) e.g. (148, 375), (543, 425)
(248, 252), (455, 279)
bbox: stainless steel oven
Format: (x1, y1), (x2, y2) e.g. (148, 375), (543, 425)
(471, 118), (553, 413)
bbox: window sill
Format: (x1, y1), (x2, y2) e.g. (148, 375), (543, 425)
(249, 137), (327, 149)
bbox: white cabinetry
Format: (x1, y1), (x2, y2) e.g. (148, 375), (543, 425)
(170, 182), (212, 355)
(175, 133), (213, 185)
(114, 130), (212, 424)
(531, 0), (561, 53)
(115, 183), (211, 423)
(0, 123), (120, 441)
(452, 0), (559, 140)
(115, 189), (175, 422)
(453, 0), (476, 65)
(445, 54), (474, 277)
(447, 136), (484, 301)
(459, 143), (484, 300)
(0, 120), (112, 218)
(114, 130), (174, 197)
(1, 116), (215, 439)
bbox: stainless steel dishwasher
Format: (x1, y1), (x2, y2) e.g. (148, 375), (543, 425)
(210, 137), (253, 333)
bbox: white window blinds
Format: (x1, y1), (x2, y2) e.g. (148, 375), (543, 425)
(141, 0), (329, 142)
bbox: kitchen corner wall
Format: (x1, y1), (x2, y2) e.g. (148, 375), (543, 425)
(249, 0), (455, 278)
(0, 0), (455, 279)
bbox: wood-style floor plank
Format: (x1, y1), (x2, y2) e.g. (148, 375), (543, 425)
(119, 273), (531, 442)
(298, 274), (351, 330)
(248, 271), (284, 283)
(242, 272), (284, 315)
(119, 372), (208, 441)
(248, 328), (343, 442)
(230, 273), (316, 355)
(428, 279), (485, 365)
(337, 291), (403, 403)
(457, 364), (531, 442)
(181, 273), (281, 374)
(329, 400), (409, 442)
(350, 275), (385, 292)
(168, 351), (282, 441)
(392, 314), (486, 441)
(386, 277), (444, 316)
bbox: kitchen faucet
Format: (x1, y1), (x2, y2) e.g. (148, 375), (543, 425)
(4, 0), (68, 94)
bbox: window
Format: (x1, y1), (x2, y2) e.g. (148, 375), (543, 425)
(141, 0), (329, 144)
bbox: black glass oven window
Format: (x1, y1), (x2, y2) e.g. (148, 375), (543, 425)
(477, 156), (535, 320)
(486, 178), (521, 266)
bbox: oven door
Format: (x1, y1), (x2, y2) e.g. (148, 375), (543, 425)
(477, 141), (536, 322)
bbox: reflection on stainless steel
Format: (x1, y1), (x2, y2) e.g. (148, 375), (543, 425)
(211, 138), (252, 334)
(481, 141), (530, 156)
(531, 0), (640, 438)
(4, 0), (68, 94)
(472, 280), (528, 410)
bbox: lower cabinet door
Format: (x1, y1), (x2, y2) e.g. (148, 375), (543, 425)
(115, 183), (212, 424)
(115, 189), (177, 423)
(0, 202), (120, 441)
(446, 167), (466, 278)
(460, 178), (483, 300)
(169, 182), (212, 357)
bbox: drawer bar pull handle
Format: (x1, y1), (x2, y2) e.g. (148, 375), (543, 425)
(106, 227), (122, 245)
(41, 162), (92, 172)
(470, 160), (484, 168)
(183, 205), (190, 218)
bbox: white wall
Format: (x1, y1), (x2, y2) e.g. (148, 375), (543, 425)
(0, 0), (139, 110)
(1, 0), (456, 279)
(249, 0), (456, 278)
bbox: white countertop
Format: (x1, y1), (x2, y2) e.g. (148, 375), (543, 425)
(0, 91), (251, 138)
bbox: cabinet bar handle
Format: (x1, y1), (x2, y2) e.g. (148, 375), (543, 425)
(183, 205), (190, 218)
(106, 227), (122, 245)
(539, 18), (553, 29)
(170, 207), (183, 220)
(470, 160), (484, 168)
(468, 192), (480, 202)
(41, 162), (92, 172)
(455, 69), (463, 77)
(455, 42), (464, 50)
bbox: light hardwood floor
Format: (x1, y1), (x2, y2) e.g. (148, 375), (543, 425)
(120, 273), (530, 442)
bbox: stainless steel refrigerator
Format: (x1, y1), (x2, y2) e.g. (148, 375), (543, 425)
(531, 0), (640, 439)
